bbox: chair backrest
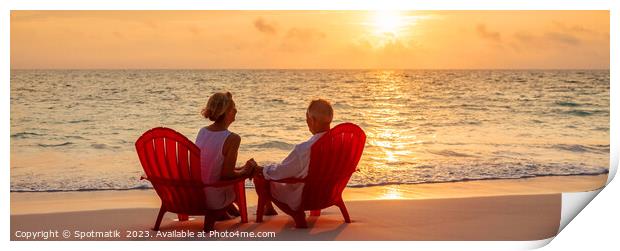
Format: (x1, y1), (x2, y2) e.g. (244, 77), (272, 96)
(301, 123), (366, 210)
(135, 127), (208, 213)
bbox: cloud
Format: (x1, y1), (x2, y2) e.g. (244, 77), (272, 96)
(511, 30), (582, 53)
(514, 31), (534, 42)
(553, 21), (597, 35)
(188, 26), (201, 36)
(544, 32), (581, 45)
(476, 24), (501, 42)
(253, 17), (277, 35)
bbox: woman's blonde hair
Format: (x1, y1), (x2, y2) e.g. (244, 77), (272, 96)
(201, 92), (234, 121)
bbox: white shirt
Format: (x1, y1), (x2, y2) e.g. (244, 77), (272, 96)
(262, 132), (326, 210)
(195, 128), (236, 210)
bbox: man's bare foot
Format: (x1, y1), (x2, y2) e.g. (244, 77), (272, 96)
(264, 203), (278, 216)
(226, 204), (240, 217)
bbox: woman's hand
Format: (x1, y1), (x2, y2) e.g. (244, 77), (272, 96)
(243, 158), (258, 178)
(244, 158), (266, 178)
(246, 158), (258, 168)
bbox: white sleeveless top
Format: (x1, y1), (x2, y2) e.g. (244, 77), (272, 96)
(195, 127), (236, 210)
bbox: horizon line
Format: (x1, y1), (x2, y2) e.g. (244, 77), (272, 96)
(10, 68), (611, 71)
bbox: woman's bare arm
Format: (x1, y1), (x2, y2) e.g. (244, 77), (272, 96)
(220, 133), (251, 180)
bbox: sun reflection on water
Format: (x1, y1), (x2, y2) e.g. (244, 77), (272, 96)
(361, 70), (418, 169)
(379, 186), (404, 200)
(385, 150), (398, 163)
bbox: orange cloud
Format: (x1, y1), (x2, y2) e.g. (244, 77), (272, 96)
(476, 24), (501, 42)
(544, 32), (581, 45)
(253, 17), (277, 35)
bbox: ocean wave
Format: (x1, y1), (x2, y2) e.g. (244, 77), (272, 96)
(11, 172), (609, 192)
(551, 144), (609, 153)
(384, 161), (419, 166)
(427, 150), (475, 157)
(68, 119), (93, 124)
(37, 142), (74, 147)
(14, 87), (37, 92)
(66, 135), (87, 140)
(555, 101), (581, 107)
(10, 184), (153, 193)
(333, 102), (353, 109)
(564, 110), (593, 116)
(248, 141), (295, 150)
(563, 79), (583, 84)
(462, 120), (482, 125)
(511, 77), (528, 83)
(11, 132), (44, 138)
(91, 143), (113, 149)
(147, 90), (165, 94)
(347, 171), (609, 188)
(269, 98), (287, 104)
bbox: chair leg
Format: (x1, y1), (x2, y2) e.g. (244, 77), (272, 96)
(336, 200), (351, 223)
(235, 182), (248, 223)
(239, 204), (248, 223)
(310, 210), (321, 216)
(292, 211), (308, 228)
(153, 206), (166, 231)
(256, 197), (266, 223)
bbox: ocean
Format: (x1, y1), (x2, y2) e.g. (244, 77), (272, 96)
(10, 69), (609, 192)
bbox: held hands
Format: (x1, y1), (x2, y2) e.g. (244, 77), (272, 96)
(244, 158), (260, 179)
(246, 158), (258, 168)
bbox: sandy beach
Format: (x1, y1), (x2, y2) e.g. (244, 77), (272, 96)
(10, 174), (607, 241)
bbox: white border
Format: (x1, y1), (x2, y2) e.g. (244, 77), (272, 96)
(607, 7), (618, 185)
(550, 175), (619, 251)
(2, 0), (617, 251)
(0, 0), (614, 10)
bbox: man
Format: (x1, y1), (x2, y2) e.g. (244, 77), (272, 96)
(251, 99), (333, 214)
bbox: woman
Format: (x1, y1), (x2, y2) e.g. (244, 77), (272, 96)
(195, 92), (254, 217)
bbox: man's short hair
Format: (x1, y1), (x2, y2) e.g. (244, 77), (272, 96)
(307, 99), (333, 124)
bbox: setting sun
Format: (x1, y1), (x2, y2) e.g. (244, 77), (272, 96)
(372, 10), (407, 35)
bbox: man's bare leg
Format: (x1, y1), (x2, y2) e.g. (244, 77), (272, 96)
(264, 202), (278, 215)
(254, 176), (278, 216)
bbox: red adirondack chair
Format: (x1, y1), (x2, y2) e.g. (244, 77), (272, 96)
(255, 123), (366, 228)
(135, 127), (248, 231)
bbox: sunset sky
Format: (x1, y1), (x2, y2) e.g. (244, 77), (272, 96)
(11, 11), (609, 69)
